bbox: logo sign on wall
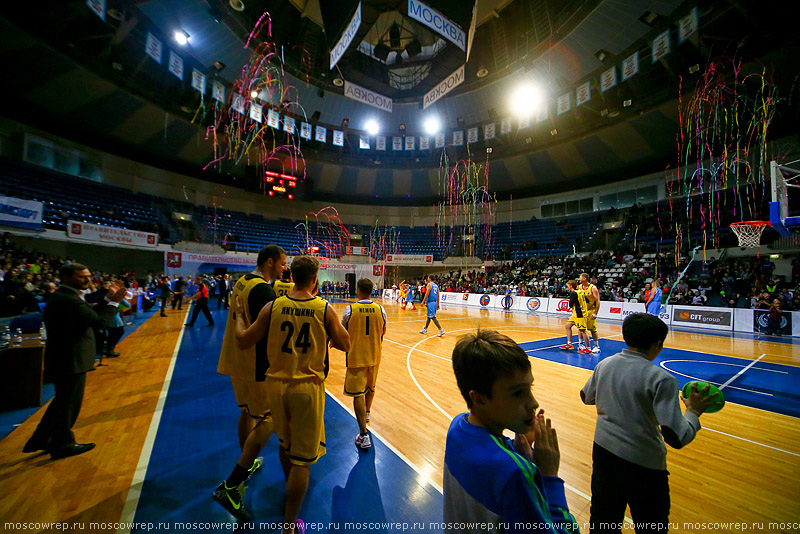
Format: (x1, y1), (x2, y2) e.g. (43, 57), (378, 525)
(555, 299), (572, 312)
(167, 252), (182, 268)
(462, 293), (469, 301)
(526, 298), (541, 312)
(501, 295), (513, 310)
(441, 294), (447, 301)
(373, 265), (383, 276)
(673, 308), (732, 326)
(479, 295), (491, 307)
(754, 310), (792, 335)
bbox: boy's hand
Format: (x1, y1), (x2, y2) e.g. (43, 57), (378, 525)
(532, 413), (560, 477)
(681, 382), (717, 416)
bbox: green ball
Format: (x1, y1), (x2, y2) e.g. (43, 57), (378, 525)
(681, 380), (725, 413)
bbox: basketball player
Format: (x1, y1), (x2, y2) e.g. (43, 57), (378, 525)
(401, 280), (416, 310)
(213, 245), (286, 521)
(419, 274), (445, 336)
(646, 280), (662, 316)
(235, 256), (350, 533)
(342, 278), (387, 449)
(561, 280), (591, 353)
(580, 272), (602, 353)
(273, 268), (295, 298)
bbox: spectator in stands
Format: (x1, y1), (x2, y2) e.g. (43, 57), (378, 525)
(23, 263), (127, 459)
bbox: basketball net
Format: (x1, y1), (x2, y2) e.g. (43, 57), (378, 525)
(730, 221), (769, 248)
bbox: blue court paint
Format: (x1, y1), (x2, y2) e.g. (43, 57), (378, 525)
(519, 338), (800, 418)
(132, 308), (442, 532)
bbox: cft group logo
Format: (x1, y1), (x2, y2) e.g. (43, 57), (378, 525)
(526, 298), (541, 312)
(479, 295), (491, 307)
(672, 308), (732, 326)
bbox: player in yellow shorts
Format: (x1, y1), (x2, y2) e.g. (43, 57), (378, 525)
(235, 255), (350, 533)
(580, 272), (602, 353)
(561, 280), (591, 353)
(341, 278), (387, 449)
(213, 245), (286, 521)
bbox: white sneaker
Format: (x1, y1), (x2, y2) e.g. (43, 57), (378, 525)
(437, 329), (446, 337)
(355, 433), (372, 449)
(419, 328), (427, 335)
(578, 344), (586, 351)
(592, 346), (601, 354)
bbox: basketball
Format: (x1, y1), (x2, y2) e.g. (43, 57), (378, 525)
(681, 380), (725, 413)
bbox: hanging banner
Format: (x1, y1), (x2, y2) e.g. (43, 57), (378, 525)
(423, 64), (465, 109)
(315, 125), (327, 143)
(300, 121), (312, 140)
(69, 220), (158, 248)
(212, 80), (225, 103)
(168, 50), (184, 80)
(419, 135), (430, 149)
(376, 135), (387, 150)
(333, 130), (344, 146)
(164, 252), (257, 278)
(435, 132), (445, 148)
(344, 80), (392, 112)
(384, 253), (434, 265)
(408, 0), (466, 52)
(86, 0), (105, 20)
(519, 115), (531, 129)
(652, 29), (671, 63)
(191, 70), (206, 95)
(500, 117), (512, 135)
(465, 0), (478, 61)
(330, 2), (362, 70)
(0, 195), (43, 230)
(405, 136), (415, 150)
(250, 103), (263, 123)
(232, 93), (245, 114)
(678, 7), (699, 44)
(622, 51), (639, 81)
(145, 33), (162, 64)
(453, 130), (464, 146)
(484, 122), (496, 140)
(576, 81), (591, 106)
(359, 135), (370, 149)
(600, 66), (617, 92)
(283, 116), (296, 134)
(392, 136), (403, 151)
(557, 93), (571, 115)
(467, 127), (479, 143)
(267, 109), (280, 129)
(535, 104), (548, 123)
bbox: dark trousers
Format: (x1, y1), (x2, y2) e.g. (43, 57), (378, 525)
(159, 295), (170, 315)
(171, 294), (183, 309)
(30, 371), (87, 449)
(216, 292), (228, 309)
(590, 443), (670, 534)
(105, 326), (124, 351)
(187, 297), (214, 325)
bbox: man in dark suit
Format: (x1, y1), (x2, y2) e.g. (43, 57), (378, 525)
(23, 263), (127, 459)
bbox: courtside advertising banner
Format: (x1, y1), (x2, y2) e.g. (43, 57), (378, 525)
(671, 306), (733, 331)
(69, 220), (158, 248)
(164, 252), (256, 278)
(0, 195), (43, 230)
(384, 254), (433, 265)
(754, 309), (792, 336)
(548, 296), (573, 315)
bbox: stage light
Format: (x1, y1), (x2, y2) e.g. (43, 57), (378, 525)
(174, 30), (190, 46)
(365, 119), (379, 135)
(424, 117), (440, 135)
(250, 90), (259, 99)
(509, 82), (543, 118)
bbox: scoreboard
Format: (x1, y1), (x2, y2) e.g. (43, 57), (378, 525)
(265, 171), (299, 199)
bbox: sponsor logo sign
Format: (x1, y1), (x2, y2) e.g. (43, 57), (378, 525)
(673, 308), (732, 326)
(463, 293), (469, 301)
(441, 294), (447, 301)
(373, 265), (383, 276)
(68, 220), (158, 248)
(610, 306), (622, 314)
(408, 0), (465, 51)
(754, 310), (792, 335)
(167, 252), (182, 268)
(501, 295), (513, 310)
(556, 299), (572, 312)
(344, 80), (392, 112)
(526, 298), (541, 312)
(423, 65), (465, 109)
(384, 254), (433, 265)
(330, 2), (362, 70)
(479, 295), (491, 307)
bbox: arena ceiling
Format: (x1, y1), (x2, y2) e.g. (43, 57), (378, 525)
(0, 0), (797, 205)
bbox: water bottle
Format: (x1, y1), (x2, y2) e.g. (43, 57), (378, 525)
(12, 328), (23, 347)
(39, 323), (47, 342)
(1, 326), (10, 347)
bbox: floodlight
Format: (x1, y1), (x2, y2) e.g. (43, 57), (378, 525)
(174, 30), (190, 46)
(424, 117), (440, 135)
(365, 119), (379, 135)
(509, 82), (543, 118)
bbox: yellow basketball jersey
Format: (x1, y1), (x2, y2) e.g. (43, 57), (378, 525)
(218, 273), (268, 378)
(574, 288), (590, 316)
(582, 283), (598, 309)
(273, 280), (295, 297)
(266, 296), (329, 381)
(345, 302), (385, 368)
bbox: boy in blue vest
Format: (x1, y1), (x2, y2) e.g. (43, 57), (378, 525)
(444, 329), (578, 533)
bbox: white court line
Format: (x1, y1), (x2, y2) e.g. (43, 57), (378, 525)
(702, 427), (800, 457)
(117, 316), (188, 534)
(719, 353), (766, 390)
(523, 334), (625, 353)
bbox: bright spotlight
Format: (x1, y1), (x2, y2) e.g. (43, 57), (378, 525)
(250, 90), (259, 99)
(510, 82), (543, 118)
(424, 117), (440, 135)
(174, 30), (190, 46)
(365, 119), (379, 135)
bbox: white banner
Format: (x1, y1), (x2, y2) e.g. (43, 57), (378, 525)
(250, 103), (263, 123)
(576, 81), (591, 106)
(344, 80), (392, 112)
(467, 127), (478, 143)
(168, 50), (183, 80)
(69, 220), (158, 248)
(345, 246), (369, 255)
(419, 136), (430, 150)
(232, 93), (245, 114)
(212, 80), (225, 103)
(384, 253), (433, 265)
(333, 130), (344, 147)
(191, 69), (206, 95)
(0, 195), (43, 230)
(435, 132), (445, 148)
(330, 2), (362, 70)
(376, 135), (386, 150)
(453, 130), (464, 146)
(408, 0), (465, 51)
(359, 135), (370, 149)
(145, 33), (162, 64)
(600, 66), (617, 93)
(652, 29), (671, 63)
(300, 122), (312, 140)
(557, 93), (571, 115)
(678, 7), (699, 43)
(267, 109), (280, 129)
(500, 118), (512, 135)
(315, 125), (327, 143)
(283, 116), (296, 134)
(535, 105), (548, 123)
(423, 64), (465, 109)
(519, 115), (531, 129)
(405, 136), (415, 150)
(622, 51), (639, 81)
(548, 297), (573, 315)
(392, 136), (403, 151)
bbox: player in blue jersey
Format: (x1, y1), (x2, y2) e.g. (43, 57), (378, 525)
(419, 274), (445, 337)
(646, 280), (662, 316)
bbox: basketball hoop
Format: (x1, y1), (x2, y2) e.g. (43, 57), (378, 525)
(730, 221), (770, 248)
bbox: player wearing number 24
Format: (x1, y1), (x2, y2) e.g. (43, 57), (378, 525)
(234, 256), (349, 534)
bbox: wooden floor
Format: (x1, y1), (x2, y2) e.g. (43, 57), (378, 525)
(1, 299), (799, 533)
